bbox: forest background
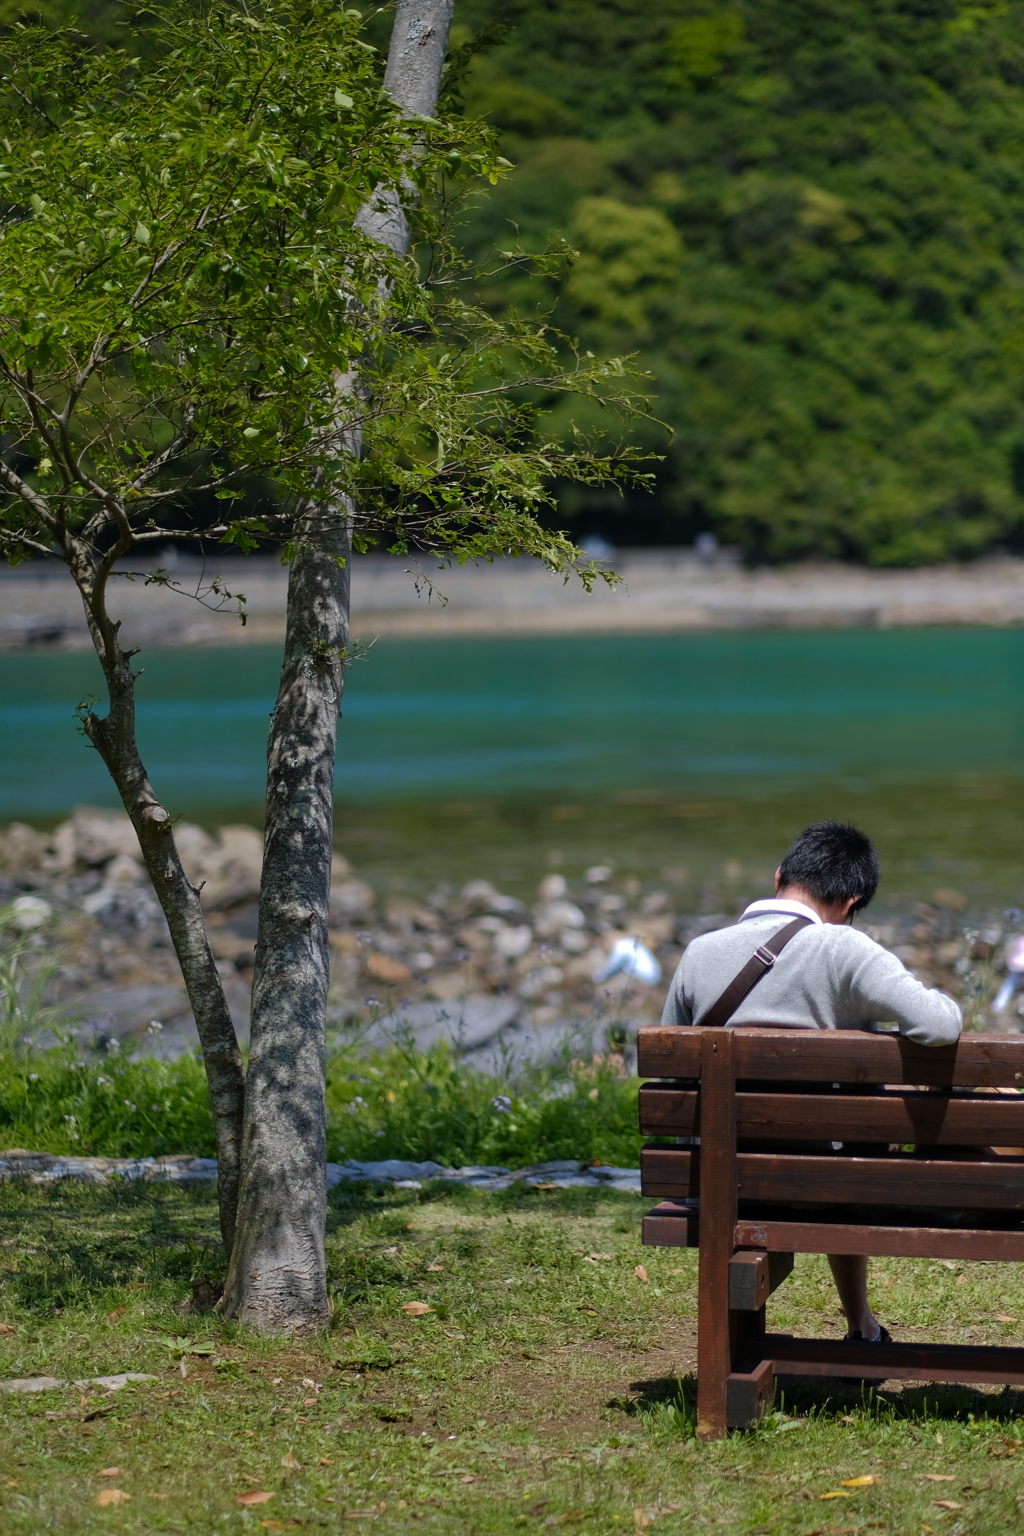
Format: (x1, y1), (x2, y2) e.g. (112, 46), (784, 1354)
(9, 0), (1024, 569)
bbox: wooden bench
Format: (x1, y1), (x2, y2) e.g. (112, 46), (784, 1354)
(637, 1024), (1024, 1440)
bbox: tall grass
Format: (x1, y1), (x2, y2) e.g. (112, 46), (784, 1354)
(0, 1035), (642, 1167)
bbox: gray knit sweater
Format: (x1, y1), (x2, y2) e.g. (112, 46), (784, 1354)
(661, 898), (962, 1046)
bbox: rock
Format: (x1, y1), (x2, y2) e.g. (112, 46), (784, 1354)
(330, 877), (376, 923)
(0, 1377), (66, 1392)
(538, 874), (567, 902)
(516, 1159), (582, 1177)
(330, 1159), (449, 1185)
(0, 1372), (155, 1393)
(365, 952), (411, 983)
(208, 930), (256, 967)
(493, 923), (533, 959)
(0, 1151), (218, 1185)
(64, 807), (141, 868)
(364, 995), (521, 1052)
(460, 880), (524, 916)
(193, 825), (264, 907)
(9, 894), (51, 930)
(0, 822), (49, 876)
(535, 900), (586, 934)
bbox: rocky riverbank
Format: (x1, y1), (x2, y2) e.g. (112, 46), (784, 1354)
(0, 808), (1015, 1065)
(7, 550), (1024, 649)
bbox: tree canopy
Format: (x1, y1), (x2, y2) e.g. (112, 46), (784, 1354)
(0, 1), (645, 586)
(8, 0), (1024, 565)
(456, 0), (1024, 564)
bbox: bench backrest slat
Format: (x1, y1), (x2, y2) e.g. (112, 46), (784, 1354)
(637, 1026), (1024, 1087)
(640, 1146), (1024, 1207)
(639, 1084), (1024, 1144)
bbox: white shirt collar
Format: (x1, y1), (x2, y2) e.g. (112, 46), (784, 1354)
(739, 897), (822, 926)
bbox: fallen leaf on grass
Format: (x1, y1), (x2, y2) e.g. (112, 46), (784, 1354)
(918, 1474), (955, 1482)
(260, 1523), (301, 1531)
(343, 1510), (378, 1521)
(401, 1302), (433, 1316)
(840, 1475), (879, 1487)
(933, 1500), (964, 1511)
(426, 1264), (444, 1273)
(956, 1275), (967, 1285)
(318, 1457), (334, 1466)
(0, 1323), (14, 1334)
(280, 1453), (301, 1470)
(236, 1491), (275, 1507)
(106, 1307), (125, 1324)
(819, 1491), (851, 1500)
(543, 1515), (583, 1528)
(99, 1467), (123, 1478)
(634, 1265), (648, 1283)
(995, 1315), (1018, 1323)
(95, 1489), (131, 1507)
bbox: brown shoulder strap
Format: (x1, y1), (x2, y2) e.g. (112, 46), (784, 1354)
(698, 916), (812, 1030)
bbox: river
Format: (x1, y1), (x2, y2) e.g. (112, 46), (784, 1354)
(2, 628), (1023, 913)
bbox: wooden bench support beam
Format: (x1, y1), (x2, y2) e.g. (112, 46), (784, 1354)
(760, 1334), (1024, 1387)
(642, 1199), (698, 1248)
(726, 1359), (775, 1428)
(728, 1250), (794, 1311)
(696, 1029), (736, 1443)
(735, 1219), (1024, 1263)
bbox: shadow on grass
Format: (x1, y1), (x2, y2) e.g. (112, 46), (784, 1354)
(618, 1368), (1024, 1435)
(0, 1177), (223, 1315)
(325, 1176), (644, 1230)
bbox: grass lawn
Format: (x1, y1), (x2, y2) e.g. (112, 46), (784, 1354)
(3, 1179), (1024, 1533)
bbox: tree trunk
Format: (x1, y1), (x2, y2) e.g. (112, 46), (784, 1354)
(74, 552), (245, 1255)
(221, 0), (454, 1334)
(218, 511), (350, 1332)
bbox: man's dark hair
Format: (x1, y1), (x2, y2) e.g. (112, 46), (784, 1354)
(778, 821), (880, 914)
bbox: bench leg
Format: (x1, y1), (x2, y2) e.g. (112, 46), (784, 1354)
(727, 1358), (776, 1428)
(696, 1029), (737, 1441)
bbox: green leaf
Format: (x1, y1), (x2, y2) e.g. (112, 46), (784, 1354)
(334, 89), (353, 108)
(135, 222), (151, 245)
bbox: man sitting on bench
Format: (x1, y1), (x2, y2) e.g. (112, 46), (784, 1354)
(661, 820), (962, 1345)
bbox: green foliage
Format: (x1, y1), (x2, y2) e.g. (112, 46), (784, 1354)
(325, 1039), (642, 1169)
(457, 0), (1024, 564)
(0, 0), (648, 585)
(0, 904), (68, 1050)
(0, 1039), (218, 1156)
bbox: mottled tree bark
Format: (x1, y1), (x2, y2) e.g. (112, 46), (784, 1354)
(220, 1), (455, 1333)
(72, 545), (245, 1255)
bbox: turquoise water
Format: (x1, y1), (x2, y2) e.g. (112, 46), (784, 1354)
(3, 629), (1024, 907)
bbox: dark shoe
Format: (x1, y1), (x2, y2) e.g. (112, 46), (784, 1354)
(844, 1325), (892, 1344)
